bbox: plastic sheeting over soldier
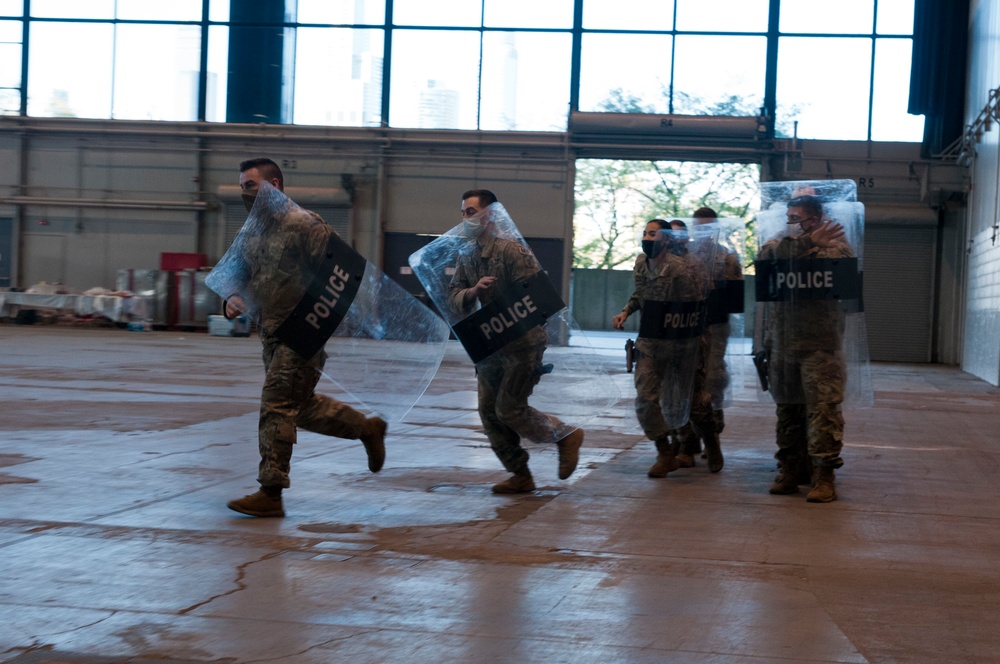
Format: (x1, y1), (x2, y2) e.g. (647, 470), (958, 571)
(205, 181), (451, 424)
(407, 200), (620, 448)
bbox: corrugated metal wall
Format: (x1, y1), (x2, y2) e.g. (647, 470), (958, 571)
(863, 225), (936, 363)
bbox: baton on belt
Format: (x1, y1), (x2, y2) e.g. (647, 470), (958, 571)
(625, 338), (635, 373)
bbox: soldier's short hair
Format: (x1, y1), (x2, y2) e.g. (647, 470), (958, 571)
(240, 158), (284, 190)
(692, 207), (717, 220)
(462, 189), (498, 207)
(787, 195), (823, 219)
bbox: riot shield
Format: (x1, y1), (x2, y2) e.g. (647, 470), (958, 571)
(687, 217), (749, 409)
(634, 226), (718, 429)
(752, 180), (873, 408)
(205, 181), (451, 423)
(407, 202), (620, 445)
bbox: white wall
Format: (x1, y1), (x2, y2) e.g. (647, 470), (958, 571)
(962, 0), (1000, 384)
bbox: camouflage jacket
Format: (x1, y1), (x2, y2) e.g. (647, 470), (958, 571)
(758, 232), (853, 353)
(245, 207), (334, 341)
(622, 251), (711, 317)
(447, 233), (542, 313)
(447, 233), (546, 352)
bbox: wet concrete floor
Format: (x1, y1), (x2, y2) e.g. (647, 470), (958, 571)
(1, 325), (999, 663)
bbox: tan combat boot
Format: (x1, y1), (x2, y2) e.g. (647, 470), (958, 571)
(227, 489), (285, 517)
(556, 428), (585, 479)
(768, 459), (800, 495)
(648, 437), (680, 478)
(702, 431), (724, 473)
(360, 416), (387, 473)
(806, 466), (837, 503)
(492, 468), (536, 494)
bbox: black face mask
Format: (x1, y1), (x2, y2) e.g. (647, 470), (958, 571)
(241, 190), (257, 213)
(641, 239), (662, 259)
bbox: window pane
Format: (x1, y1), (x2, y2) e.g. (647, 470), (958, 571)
(776, 37), (872, 140)
(393, 0), (481, 27)
(28, 22), (113, 118)
(0, 41), (21, 87)
(297, 0), (386, 25)
(389, 29), (480, 128)
(484, 0), (573, 29)
(112, 24), (201, 121)
(583, 0), (673, 31)
(579, 33), (672, 113)
(0, 88), (18, 114)
(115, 0), (203, 21)
(206, 25), (228, 122)
(30, 0), (114, 19)
(0, 1), (21, 17)
(780, 0), (874, 34)
(293, 27), (383, 127)
(876, 0), (914, 35)
(209, 0), (230, 23)
(675, 0), (769, 33)
(673, 35), (766, 114)
(480, 31), (571, 131)
(871, 38), (922, 141)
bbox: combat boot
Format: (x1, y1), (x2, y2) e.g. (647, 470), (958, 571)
(675, 429), (698, 468)
(806, 466), (837, 503)
(648, 437), (680, 478)
(768, 462), (799, 495)
(556, 428), (585, 479)
(702, 431), (724, 473)
(360, 416), (387, 473)
(492, 468), (536, 494)
(227, 489), (285, 518)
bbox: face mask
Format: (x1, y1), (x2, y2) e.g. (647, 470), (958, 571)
(463, 218), (482, 238)
(241, 190), (257, 213)
(641, 239), (661, 259)
(462, 208), (489, 238)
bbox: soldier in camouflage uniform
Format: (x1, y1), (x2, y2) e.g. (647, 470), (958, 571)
(225, 158), (387, 518)
(613, 220), (712, 477)
(448, 189), (584, 494)
(672, 209), (744, 470)
(758, 194), (850, 503)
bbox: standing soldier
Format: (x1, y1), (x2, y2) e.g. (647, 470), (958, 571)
(754, 186), (869, 503)
(613, 220), (716, 477)
(671, 208), (746, 469)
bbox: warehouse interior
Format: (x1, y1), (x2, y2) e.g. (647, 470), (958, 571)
(2, 1), (1000, 662)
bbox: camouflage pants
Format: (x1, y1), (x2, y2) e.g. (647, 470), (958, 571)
(257, 340), (366, 488)
(477, 338), (566, 473)
(633, 337), (699, 441)
(769, 349), (845, 469)
(703, 322), (731, 413)
(676, 334), (717, 453)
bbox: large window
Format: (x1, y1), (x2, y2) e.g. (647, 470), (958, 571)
(1, 0), (923, 141)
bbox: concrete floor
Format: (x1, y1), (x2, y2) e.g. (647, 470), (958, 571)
(1, 325), (999, 664)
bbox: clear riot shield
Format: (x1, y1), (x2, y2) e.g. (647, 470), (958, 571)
(687, 217), (749, 408)
(635, 226), (718, 429)
(752, 180), (873, 408)
(205, 181), (451, 423)
(407, 202), (620, 445)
